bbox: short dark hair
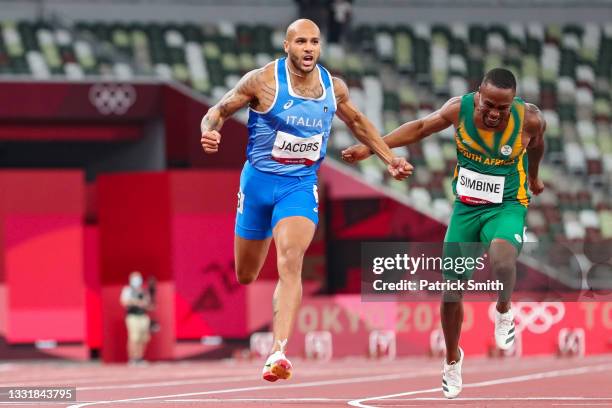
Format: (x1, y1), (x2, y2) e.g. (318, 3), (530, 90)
(482, 68), (516, 90)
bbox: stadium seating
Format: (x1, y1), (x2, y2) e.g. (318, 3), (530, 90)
(1, 19), (611, 246)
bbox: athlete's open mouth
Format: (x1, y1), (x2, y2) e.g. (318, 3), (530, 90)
(303, 55), (314, 66)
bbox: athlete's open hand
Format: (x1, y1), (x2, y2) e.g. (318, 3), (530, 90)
(201, 130), (221, 154)
(528, 176), (544, 195)
(341, 144), (372, 163)
(388, 157), (413, 181)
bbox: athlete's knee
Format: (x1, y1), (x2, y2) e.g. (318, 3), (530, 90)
(236, 273), (257, 285)
(489, 240), (517, 275)
(490, 257), (515, 277)
(235, 265), (259, 285)
(277, 247), (305, 277)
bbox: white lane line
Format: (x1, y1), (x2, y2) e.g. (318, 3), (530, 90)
(166, 398), (350, 402)
(76, 374), (257, 391)
(413, 397), (612, 401)
(162, 397), (612, 403)
(159, 397), (612, 403)
(66, 369), (444, 408)
(69, 356), (579, 403)
(0, 404), (88, 406)
(0, 356), (594, 387)
(0, 372), (227, 387)
(72, 356), (550, 394)
(162, 403), (421, 407)
(0, 364), (429, 388)
(76, 364), (460, 392)
(0, 365), (418, 391)
(348, 363), (612, 408)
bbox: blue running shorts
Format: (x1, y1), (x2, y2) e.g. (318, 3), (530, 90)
(235, 161), (319, 240)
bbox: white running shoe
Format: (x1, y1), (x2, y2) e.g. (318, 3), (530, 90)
(262, 340), (292, 382)
(442, 347), (463, 399)
(494, 309), (516, 350)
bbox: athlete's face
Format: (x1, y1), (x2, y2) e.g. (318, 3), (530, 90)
(476, 82), (515, 128)
(284, 21), (321, 74)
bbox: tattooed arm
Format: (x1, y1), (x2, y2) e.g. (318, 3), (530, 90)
(200, 68), (262, 154)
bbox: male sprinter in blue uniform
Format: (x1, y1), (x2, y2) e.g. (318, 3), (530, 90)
(200, 19), (412, 382)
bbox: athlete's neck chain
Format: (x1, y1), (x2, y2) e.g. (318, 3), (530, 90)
(287, 65), (306, 78)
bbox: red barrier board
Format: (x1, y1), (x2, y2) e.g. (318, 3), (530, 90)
(0, 171), (86, 343)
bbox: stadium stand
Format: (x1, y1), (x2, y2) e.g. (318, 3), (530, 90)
(1, 18), (611, 246)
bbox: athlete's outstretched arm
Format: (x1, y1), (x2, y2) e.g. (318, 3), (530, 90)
(332, 77), (413, 180)
(342, 97), (461, 163)
(200, 69), (260, 153)
(525, 103), (546, 195)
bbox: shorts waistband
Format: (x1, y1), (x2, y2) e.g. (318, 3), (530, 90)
(244, 160), (318, 182)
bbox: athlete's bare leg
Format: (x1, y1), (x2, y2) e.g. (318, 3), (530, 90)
(270, 216), (316, 352)
(441, 290), (463, 363)
(489, 239), (518, 313)
(234, 236), (272, 284)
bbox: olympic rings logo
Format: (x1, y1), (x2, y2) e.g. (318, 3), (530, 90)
(488, 302), (565, 334)
(88, 83), (137, 115)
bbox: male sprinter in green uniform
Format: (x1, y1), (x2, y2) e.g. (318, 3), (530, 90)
(342, 68), (545, 398)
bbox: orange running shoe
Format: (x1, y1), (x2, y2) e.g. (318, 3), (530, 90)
(262, 350), (292, 382)
(262, 339), (292, 382)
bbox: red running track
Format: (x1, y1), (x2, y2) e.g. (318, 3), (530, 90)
(0, 354), (611, 407)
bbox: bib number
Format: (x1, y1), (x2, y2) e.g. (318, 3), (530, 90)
(456, 167), (505, 204)
(271, 131), (322, 166)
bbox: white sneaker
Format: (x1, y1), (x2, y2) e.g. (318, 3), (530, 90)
(442, 347), (463, 399)
(495, 309), (516, 350)
(262, 340), (292, 382)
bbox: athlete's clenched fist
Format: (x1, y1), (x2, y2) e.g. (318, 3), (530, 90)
(201, 130), (221, 153)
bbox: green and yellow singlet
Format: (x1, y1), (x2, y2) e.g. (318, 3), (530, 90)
(452, 92), (530, 207)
